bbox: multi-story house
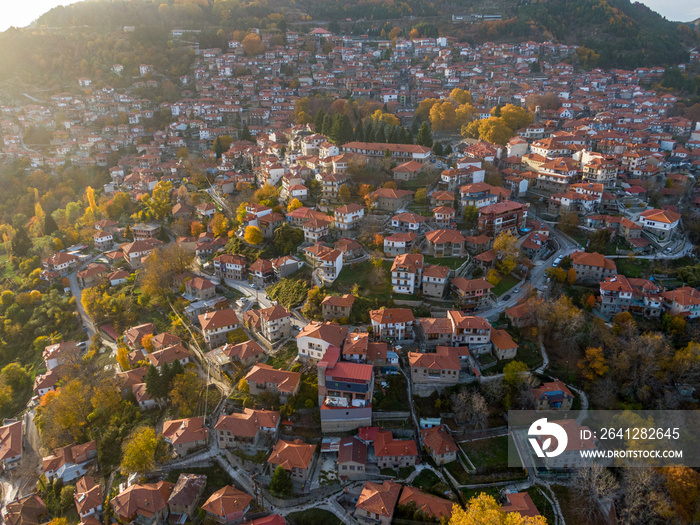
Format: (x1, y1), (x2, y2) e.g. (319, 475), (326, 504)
(582, 156), (618, 188)
(205, 340), (266, 380)
(214, 409), (280, 449)
(432, 206), (455, 228)
(447, 310), (492, 352)
(201, 486), (252, 524)
(374, 430), (418, 469)
(77, 263), (108, 288)
(337, 437), (367, 480)
(74, 477), (103, 521)
(341, 142), (431, 163)
(111, 482), (174, 525)
(185, 276), (217, 300)
(490, 329), (518, 360)
(459, 182), (500, 209)
(320, 172), (347, 199)
(451, 277), (494, 309)
(409, 346), (460, 387)
(369, 308), (415, 341)
(318, 347), (374, 432)
(213, 254), (247, 281)
(661, 287), (700, 319)
(259, 304), (292, 343)
(638, 208), (681, 242)
(321, 294), (355, 321)
(532, 380), (575, 410)
(390, 253), (423, 294)
(245, 364), (301, 403)
(198, 308), (240, 348)
(249, 258), (275, 288)
(42, 441), (97, 483)
(354, 481), (401, 525)
(422, 264), (450, 299)
(132, 223), (160, 240)
(167, 474), (206, 519)
(425, 229), (466, 257)
(599, 275), (634, 316)
(267, 439), (316, 484)
(383, 232), (417, 256)
(121, 239), (161, 269)
(477, 201), (528, 237)
(420, 425), (458, 465)
(390, 212), (426, 232)
(296, 321), (348, 362)
(334, 203), (365, 230)
(0, 420), (23, 470)
(570, 251), (617, 283)
(304, 244), (343, 283)
(93, 230), (114, 251)
(301, 216), (332, 243)
(367, 188), (415, 212)
(42, 252), (79, 280)
(162, 417), (209, 456)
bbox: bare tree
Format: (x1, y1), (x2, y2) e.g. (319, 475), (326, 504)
(619, 467), (671, 525)
(574, 464), (619, 521)
(451, 390), (488, 430)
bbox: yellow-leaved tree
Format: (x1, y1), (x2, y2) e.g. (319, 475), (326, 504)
(449, 494), (548, 524)
(287, 198), (303, 213)
(244, 226), (263, 245)
(120, 426), (160, 475)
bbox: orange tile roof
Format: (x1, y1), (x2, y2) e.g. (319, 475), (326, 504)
(420, 425), (457, 458)
(356, 481), (401, 518)
(268, 439), (315, 471)
(398, 486), (453, 520)
(202, 486), (252, 518)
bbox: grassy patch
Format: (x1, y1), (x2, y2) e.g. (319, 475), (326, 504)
(265, 341), (298, 370)
(380, 466), (415, 479)
(461, 486), (501, 502)
(423, 254), (466, 270)
(406, 203), (433, 217)
(401, 171), (441, 192)
(287, 509), (341, 525)
(331, 260), (392, 300)
(486, 341), (543, 374)
(558, 227), (588, 248)
(461, 435), (513, 470)
(615, 257), (652, 278)
(492, 274), (519, 296)
(373, 374), (409, 411)
(222, 287), (244, 300)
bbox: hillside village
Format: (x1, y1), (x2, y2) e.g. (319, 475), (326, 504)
(0, 10), (700, 525)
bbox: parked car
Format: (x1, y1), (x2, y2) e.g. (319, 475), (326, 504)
(513, 287), (520, 293)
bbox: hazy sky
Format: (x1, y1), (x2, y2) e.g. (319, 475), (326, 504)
(0, 0), (698, 33)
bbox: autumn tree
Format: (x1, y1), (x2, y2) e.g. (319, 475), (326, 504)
(254, 183), (280, 208)
(578, 347), (609, 381)
(140, 244), (195, 299)
(499, 104), (534, 132)
(662, 466), (700, 524)
(116, 347), (130, 371)
(450, 88), (473, 106)
(415, 98), (439, 122)
(493, 231), (519, 275)
(170, 371), (200, 418)
(244, 226), (263, 245)
(141, 181), (173, 221)
(566, 267), (577, 285)
(415, 188), (427, 205)
(536, 295), (586, 349)
(287, 198), (303, 213)
(429, 101), (458, 132)
(120, 426), (161, 475)
(210, 212), (230, 237)
(559, 211), (580, 235)
(241, 33), (264, 55)
(338, 184), (351, 203)
(449, 493), (547, 524)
